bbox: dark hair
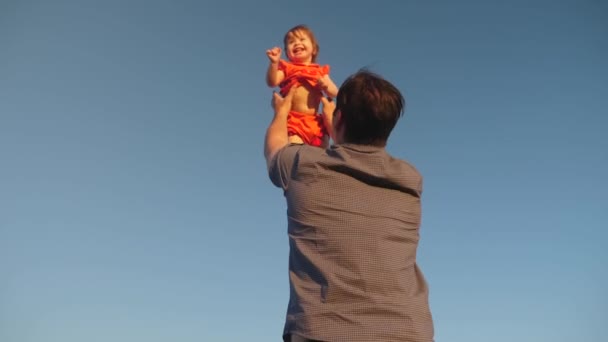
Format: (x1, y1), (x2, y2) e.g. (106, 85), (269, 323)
(335, 70), (405, 146)
(283, 25), (319, 63)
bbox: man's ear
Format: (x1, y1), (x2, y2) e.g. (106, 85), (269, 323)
(334, 110), (343, 128)
(333, 109), (344, 140)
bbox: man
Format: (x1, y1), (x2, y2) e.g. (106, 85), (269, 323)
(265, 71), (434, 342)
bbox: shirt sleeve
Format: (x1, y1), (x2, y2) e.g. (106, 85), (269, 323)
(268, 144), (302, 190)
(278, 59), (290, 74)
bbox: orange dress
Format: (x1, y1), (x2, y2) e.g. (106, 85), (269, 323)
(278, 60), (330, 147)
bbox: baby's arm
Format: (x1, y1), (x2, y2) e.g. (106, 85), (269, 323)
(318, 74), (339, 98)
(266, 47), (285, 87)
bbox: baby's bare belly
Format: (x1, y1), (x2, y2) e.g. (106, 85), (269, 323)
(290, 87), (322, 114)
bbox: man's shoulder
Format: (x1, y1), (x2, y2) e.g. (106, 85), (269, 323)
(279, 143), (326, 161)
(386, 153), (422, 178)
(383, 152), (424, 194)
(333, 144), (423, 193)
(269, 144), (328, 189)
(273, 144), (326, 167)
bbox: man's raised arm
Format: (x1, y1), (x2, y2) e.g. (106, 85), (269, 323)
(264, 87), (297, 168)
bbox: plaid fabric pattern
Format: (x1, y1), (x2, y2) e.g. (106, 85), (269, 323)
(270, 144), (434, 342)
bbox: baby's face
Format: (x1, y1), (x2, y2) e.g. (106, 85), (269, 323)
(285, 31), (316, 64)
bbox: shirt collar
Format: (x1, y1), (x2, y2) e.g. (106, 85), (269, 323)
(332, 143), (386, 154)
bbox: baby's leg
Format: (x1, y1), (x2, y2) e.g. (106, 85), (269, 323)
(288, 135), (305, 145)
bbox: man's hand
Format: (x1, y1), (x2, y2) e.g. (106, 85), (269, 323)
(272, 87), (295, 117)
(320, 96), (335, 117)
(320, 96), (336, 140)
(266, 47), (282, 64)
(264, 87), (298, 166)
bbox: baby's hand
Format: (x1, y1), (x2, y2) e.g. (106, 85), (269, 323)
(317, 74), (331, 92)
(266, 47), (281, 64)
(317, 74), (338, 98)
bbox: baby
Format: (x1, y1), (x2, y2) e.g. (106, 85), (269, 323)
(266, 25), (339, 147)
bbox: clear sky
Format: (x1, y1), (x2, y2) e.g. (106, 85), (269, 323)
(1, 1), (606, 341)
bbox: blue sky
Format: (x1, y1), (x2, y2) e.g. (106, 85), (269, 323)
(1, 1), (606, 341)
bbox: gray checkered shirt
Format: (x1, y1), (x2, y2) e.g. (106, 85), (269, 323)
(270, 143), (434, 342)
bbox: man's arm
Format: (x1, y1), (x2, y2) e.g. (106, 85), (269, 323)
(264, 87), (297, 168)
(320, 96), (337, 140)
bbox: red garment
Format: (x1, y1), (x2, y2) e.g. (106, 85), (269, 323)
(288, 110), (327, 147)
(278, 60), (330, 96)
(278, 60), (331, 147)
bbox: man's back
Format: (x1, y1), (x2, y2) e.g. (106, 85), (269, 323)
(270, 143), (434, 342)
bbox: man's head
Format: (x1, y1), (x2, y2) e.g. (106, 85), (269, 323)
(333, 70), (405, 146)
